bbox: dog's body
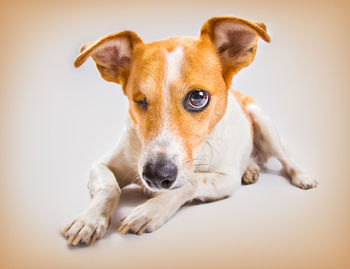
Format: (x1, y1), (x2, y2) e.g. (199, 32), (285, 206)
(62, 16), (318, 246)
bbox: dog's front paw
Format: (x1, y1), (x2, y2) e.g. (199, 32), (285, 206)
(291, 174), (318, 190)
(117, 200), (171, 235)
(61, 210), (110, 246)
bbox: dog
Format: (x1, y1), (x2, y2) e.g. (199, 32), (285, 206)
(62, 16), (318, 246)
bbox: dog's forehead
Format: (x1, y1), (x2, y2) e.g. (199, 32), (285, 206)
(129, 36), (222, 95)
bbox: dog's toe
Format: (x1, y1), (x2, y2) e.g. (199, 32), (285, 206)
(62, 212), (109, 246)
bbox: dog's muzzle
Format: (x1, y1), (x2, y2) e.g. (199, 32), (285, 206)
(142, 153), (178, 189)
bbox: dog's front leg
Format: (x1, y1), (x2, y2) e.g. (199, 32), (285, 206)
(62, 163), (121, 246)
(118, 171), (240, 234)
(117, 181), (194, 235)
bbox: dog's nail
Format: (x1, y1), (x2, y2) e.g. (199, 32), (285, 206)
(117, 225), (125, 233)
(120, 225), (131, 234)
(67, 234), (76, 245)
(120, 216), (126, 222)
(72, 235), (83, 246)
(61, 220), (76, 235)
(137, 223), (149, 235)
(90, 232), (98, 246)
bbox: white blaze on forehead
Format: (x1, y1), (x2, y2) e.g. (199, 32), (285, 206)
(165, 46), (184, 86)
(162, 46), (184, 126)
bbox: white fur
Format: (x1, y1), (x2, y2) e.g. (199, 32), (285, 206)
(164, 47), (184, 87)
(191, 92), (253, 201)
(163, 46), (184, 123)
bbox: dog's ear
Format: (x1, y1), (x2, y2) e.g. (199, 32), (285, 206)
(200, 16), (270, 84)
(74, 31), (143, 85)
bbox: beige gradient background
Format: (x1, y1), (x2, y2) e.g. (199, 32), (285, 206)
(0, 0), (349, 268)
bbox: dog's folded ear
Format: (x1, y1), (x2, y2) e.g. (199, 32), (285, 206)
(200, 16), (270, 83)
(74, 31), (143, 85)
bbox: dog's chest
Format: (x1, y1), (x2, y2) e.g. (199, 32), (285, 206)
(194, 91), (253, 175)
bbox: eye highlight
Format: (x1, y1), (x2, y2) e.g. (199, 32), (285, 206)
(134, 97), (148, 109)
(183, 89), (211, 112)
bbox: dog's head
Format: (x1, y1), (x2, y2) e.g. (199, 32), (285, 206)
(74, 16), (270, 191)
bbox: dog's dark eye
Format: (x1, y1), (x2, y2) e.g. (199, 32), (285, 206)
(134, 97), (148, 109)
(183, 89), (210, 112)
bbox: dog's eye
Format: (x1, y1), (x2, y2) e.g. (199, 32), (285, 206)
(184, 89), (210, 112)
(134, 97), (148, 109)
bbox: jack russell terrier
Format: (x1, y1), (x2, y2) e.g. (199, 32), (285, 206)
(62, 16), (318, 246)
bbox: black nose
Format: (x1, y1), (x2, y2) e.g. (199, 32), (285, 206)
(142, 156), (178, 189)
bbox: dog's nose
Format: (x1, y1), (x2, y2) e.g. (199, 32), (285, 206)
(142, 158), (178, 189)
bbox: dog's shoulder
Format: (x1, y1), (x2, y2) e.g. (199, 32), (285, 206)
(229, 89), (255, 108)
(229, 89), (255, 137)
